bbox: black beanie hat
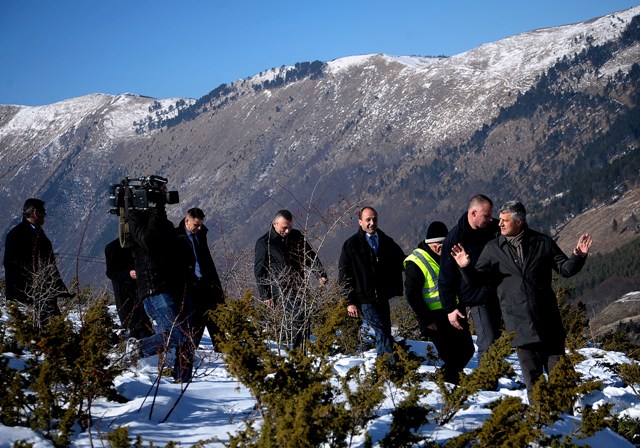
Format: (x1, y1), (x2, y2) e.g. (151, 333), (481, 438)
(425, 221), (448, 244)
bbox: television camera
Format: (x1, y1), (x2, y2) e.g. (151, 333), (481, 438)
(109, 176), (179, 248)
(109, 175), (179, 215)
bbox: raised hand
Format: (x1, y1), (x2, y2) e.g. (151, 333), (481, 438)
(574, 232), (593, 257)
(451, 243), (471, 268)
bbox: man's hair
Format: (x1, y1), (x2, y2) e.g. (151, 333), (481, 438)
(274, 209), (293, 222)
(468, 194), (493, 210)
(187, 207), (205, 220)
(500, 200), (527, 223)
(358, 206), (378, 219)
(23, 198), (45, 218)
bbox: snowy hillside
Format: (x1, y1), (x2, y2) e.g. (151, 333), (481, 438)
(2, 312), (638, 447)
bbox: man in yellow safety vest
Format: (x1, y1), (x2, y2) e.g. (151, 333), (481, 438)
(404, 221), (475, 384)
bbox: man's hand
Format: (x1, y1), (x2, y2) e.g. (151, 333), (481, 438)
(450, 243), (471, 268)
(448, 309), (466, 330)
(262, 299), (273, 307)
(573, 232), (593, 257)
(130, 270), (136, 279)
(347, 304), (359, 318)
(319, 276), (328, 286)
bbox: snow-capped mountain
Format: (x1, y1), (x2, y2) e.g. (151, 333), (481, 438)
(0, 6), (639, 292)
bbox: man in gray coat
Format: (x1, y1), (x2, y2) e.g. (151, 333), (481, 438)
(451, 201), (592, 398)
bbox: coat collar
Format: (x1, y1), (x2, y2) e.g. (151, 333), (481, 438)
(178, 218), (208, 237)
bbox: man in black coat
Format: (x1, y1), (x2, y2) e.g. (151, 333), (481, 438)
(126, 204), (187, 380)
(339, 206), (406, 359)
(176, 208), (224, 349)
(254, 209), (327, 349)
(105, 238), (152, 339)
(439, 194), (502, 361)
(451, 201), (592, 397)
(4, 198), (71, 328)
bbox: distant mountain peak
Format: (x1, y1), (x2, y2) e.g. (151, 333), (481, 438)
(1, 6), (639, 294)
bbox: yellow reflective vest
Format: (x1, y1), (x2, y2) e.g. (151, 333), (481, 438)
(403, 248), (442, 311)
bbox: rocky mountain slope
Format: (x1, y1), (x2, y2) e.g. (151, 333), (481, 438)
(0, 6), (639, 293)
(590, 291), (640, 337)
(556, 188), (640, 255)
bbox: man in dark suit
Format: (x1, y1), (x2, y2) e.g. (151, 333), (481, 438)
(176, 207), (225, 350)
(4, 198), (71, 329)
(339, 206), (406, 359)
(439, 194), (502, 361)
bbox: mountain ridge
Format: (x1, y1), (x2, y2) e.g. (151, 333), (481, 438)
(1, 6), (639, 296)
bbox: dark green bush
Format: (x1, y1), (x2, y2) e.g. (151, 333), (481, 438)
(4, 291), (122, 446)
(437, 332), (516, 425)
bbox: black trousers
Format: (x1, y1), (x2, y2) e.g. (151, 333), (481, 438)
(113, 283), (153, 339)
(423, 309), (475, 385)
(173, 280), (223, 382)
(516, 341), (564, 397)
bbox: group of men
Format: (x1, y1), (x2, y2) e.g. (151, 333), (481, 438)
(4, 193), (593, 396)
(340, 196), (591, 398)
(106, 206), (224, 382)
(258, 196), (592, 399)
(3, 197), (223, 383)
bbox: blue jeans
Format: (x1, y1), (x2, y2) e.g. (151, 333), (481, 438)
(140, 293), (185, 358)
(361, 301), (394, 357)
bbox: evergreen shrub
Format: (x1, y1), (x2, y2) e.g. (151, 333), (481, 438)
(3, 290), (122, 446)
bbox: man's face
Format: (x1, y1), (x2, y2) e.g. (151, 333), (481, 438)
(185, 215), (203, 234)
(358, 208), (378, 235)
(33, 208), (46, 227)
(428, 242), (443, 256)
(273, 216), (292, 238)
(469, 203), (493, 229)
(499, 212), (523, 236)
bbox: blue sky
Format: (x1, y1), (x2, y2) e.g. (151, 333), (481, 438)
(1, 0), (638, 106)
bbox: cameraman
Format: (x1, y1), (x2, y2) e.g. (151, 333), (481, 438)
(104, 237), (152, 339)
(125, 200), (187, 378)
